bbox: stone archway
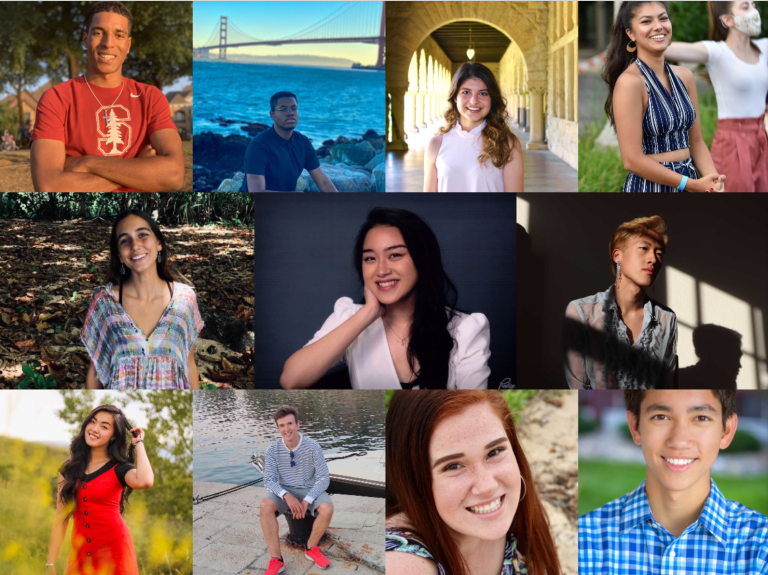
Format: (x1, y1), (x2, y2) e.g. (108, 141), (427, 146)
(386, 2), (547, 151)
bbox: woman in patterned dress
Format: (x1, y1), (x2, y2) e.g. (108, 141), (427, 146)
(385, 391), (561, 575)
(81, 210), (202, 389)
(46, 404), (153, 575)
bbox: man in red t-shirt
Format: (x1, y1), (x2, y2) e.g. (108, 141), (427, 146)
(31, 1), (184, 193)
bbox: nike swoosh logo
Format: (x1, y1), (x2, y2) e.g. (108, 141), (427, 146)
(130, 93), (141, 98)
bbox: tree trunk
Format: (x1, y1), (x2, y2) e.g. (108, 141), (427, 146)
(67, 52), (80, 80)
(15, 80), (24, 127)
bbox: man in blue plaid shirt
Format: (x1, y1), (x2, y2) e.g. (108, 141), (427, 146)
(579, 390), (767, 574)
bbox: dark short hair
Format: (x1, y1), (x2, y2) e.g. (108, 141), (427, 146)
(270, 91), (298, 111)
(625, 390), (736, 432)
(85, 1), (133, 35)
(273, 405), (299, 424)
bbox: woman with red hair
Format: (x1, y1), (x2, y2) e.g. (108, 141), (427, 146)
(385, 391), (561, 575)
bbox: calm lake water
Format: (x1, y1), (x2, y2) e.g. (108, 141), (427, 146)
(193, 60), (385, 144)
(193, 390), (386, 484)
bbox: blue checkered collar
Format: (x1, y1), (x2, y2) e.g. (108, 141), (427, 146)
(619, 478), (729, 545)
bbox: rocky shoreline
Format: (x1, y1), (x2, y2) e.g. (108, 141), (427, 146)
(193, 121), (386, 193)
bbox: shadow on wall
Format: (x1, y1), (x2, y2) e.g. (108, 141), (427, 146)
(517, 195), (768, 390)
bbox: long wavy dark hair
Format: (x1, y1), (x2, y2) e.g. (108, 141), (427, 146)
(353, 208), (458, 387)
(603, 1), (670, 127)
(59, 405), (136, 520)
(438, 62), (519, 169)
(387, 391), (561, 575)
(108, 210), (176, 285)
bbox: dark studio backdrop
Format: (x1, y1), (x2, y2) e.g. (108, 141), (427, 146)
(517, 194), (768, 389)
(254, 193), (516, 388)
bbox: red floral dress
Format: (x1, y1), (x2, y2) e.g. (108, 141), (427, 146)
(66, 460), (138, 575)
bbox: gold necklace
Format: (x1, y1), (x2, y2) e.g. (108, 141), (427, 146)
(383, 317), (408, 347)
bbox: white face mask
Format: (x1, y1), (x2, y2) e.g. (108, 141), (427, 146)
(730, 9), (762, 37)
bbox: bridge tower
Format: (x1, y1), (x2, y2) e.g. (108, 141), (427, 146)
(376, 2), (385, 68)
(219, 16), (227, 60)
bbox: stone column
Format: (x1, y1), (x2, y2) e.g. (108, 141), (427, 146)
(527, 88), (547, 149)
(404, 90), (418, 133)
(416, 90), (426, 129)
(388, 84), (409, 151)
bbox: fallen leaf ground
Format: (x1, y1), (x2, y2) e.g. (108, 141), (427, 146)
(0, 218), (254, 388)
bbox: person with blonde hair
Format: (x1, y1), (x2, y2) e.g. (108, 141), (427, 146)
(424, 62), (524, 193)
(562, 215), (677, 388)
(665, 1), (768, 193)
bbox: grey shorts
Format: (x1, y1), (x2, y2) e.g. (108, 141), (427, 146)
(266, 487), (333, 518)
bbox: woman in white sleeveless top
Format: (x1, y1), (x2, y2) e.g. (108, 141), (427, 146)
(665, 1), (768, 192)
(424, 62), (524, 193)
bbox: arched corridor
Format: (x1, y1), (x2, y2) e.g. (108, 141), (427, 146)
(385, 1), (578, 192)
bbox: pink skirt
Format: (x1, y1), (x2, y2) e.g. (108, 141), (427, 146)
(710, 115), (768, 193)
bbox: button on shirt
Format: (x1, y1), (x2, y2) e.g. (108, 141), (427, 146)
(563, 285), (677, 389)
(240, 125), (320, 192)
(579, 479), (768, 575)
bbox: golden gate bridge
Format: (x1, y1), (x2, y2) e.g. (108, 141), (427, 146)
(194, 1), (385, 68)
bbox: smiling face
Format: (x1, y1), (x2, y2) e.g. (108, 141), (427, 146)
(614, 232), (664, 289)
(116, 214), (162, 275)
(626, 2), (672, 53)
(270, 96), (299, 131)
(83, 11), (132, 77)
(84, 411), (116, 449)
(628, 390), (737, 495)
(362, 225), (418, 305)
(430, 402), (520, 544)
(455, 77), (492, 127)
(275, 413), (299, 444)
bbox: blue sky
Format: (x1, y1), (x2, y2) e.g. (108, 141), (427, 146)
(193, 1), (381, 65)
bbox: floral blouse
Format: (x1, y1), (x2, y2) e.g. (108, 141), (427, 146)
(81, 282), (203, 389)
(562, 285), (677, 389)
(385, 529), (527, 575)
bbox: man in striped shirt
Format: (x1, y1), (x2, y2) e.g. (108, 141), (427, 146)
(579, 390), (767, 574)
(260, 405), (333, 574)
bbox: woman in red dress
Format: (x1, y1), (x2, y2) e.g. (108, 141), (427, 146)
(46, 405), (154, 575)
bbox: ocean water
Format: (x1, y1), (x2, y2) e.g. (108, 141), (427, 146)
(193, 390), (385, 484)
(193, 60), (385, 145)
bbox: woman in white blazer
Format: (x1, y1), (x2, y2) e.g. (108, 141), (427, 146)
(280, 207), (491, 389)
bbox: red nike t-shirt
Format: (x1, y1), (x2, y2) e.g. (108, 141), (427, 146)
(31, 76), (177, 192)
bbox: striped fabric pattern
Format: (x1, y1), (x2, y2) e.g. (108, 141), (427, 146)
(623, 157), (698, 193)
(635, 57), (696, 155)
(263, 435), (330, 504)
(579, 479), (768, 574)
(80, 282), (203, 389)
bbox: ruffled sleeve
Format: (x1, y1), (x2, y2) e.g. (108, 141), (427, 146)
(449, 312), (491, 389)
(304, 297), (362, 365)
(80, 287), (116, 386)
(174, 283), (204, 357)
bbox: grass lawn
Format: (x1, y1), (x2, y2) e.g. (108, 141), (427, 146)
(579, 459), (768, 516)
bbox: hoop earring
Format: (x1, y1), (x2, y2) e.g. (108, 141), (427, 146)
(120, 263), (125, 275)
(615, 261), (622, 288)
(626, 40), (637, 53)
(519, 476), (527, 502)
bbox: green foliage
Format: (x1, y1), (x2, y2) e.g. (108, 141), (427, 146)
(0, 192), (255, 226)
(579, 460), (768, 516)
(668, 2), (768, 44)
(0, 102), (19, 134)
(578, 408), (599, 434)
(18, 363), (57, 389)
(722, 429), (761, 454)
(384, 390), (539, 418)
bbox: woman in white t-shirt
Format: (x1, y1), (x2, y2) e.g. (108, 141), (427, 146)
(424, 62), (524, 193)
(280, 207), (491, 390)
(665, 1), (768, 192)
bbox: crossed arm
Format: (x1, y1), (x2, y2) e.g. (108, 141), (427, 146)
(31, 128), (184, 193)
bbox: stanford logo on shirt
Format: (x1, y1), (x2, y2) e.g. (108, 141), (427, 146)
(95, 104), (132, 156)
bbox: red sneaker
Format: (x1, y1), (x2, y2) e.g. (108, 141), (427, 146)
(305, 546), (330, 569)
(264, 557), (285, 575)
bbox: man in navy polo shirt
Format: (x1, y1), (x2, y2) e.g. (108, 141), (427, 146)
(241, 91), (339, 192)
